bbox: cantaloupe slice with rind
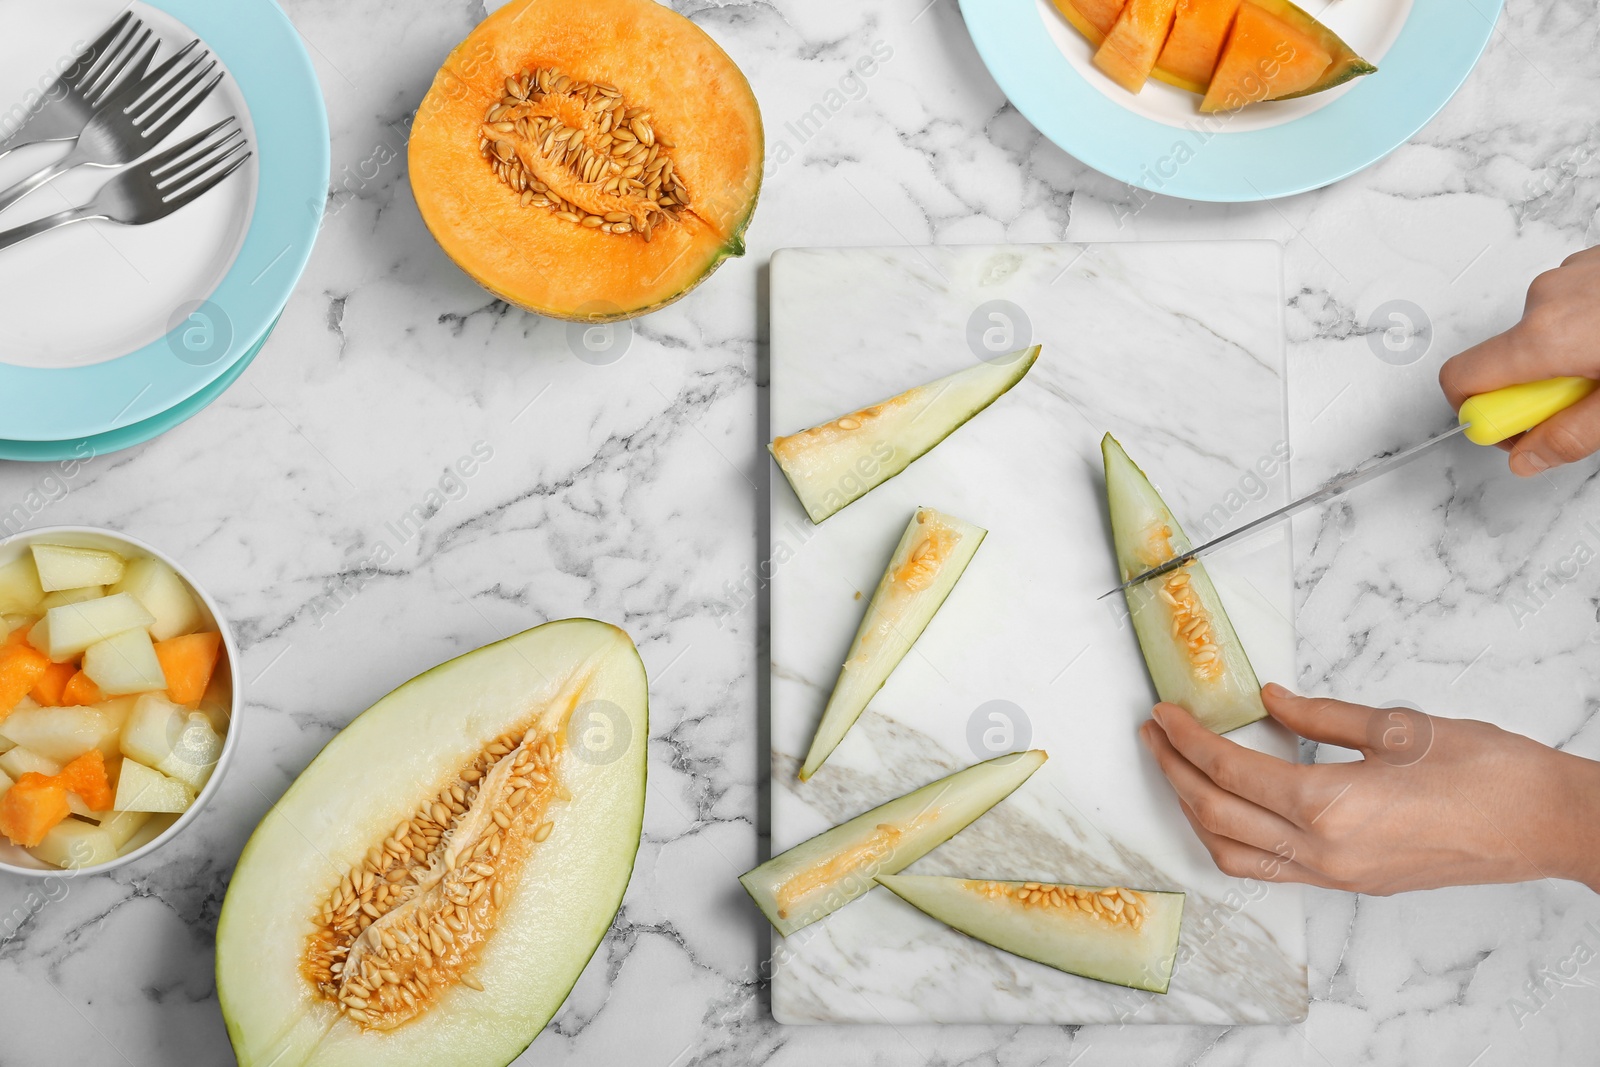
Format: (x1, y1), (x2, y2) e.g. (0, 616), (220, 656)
(1200, 1), (1331, 112)
(1103, 435), (1266, 733)
(217, 619), (648, 1067)
(742, 751), (1046, 937)
(800, 507), (986, 780)
(770, 347), (1039, 524)
(876, 875), (1185, 993)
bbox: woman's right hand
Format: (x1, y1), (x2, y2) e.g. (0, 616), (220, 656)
(1440, 245), (1600, 476)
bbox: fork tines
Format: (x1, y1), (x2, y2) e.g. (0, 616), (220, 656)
(145, 119), (252, 205)
(111, 39), (225, 148)
(69, 13), (158, 106)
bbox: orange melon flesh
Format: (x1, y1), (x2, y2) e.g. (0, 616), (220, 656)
(30, 660), (76, 707)
(0, 773), (71, 847)
(0, 644), (50, 719)
(408, 0), (763, 322)
(1093, 0), (1182, 93)
(1158, 0), (1241, 87)
(1200, 1), (1331, 112)
(155, 631), (222, 705)
(61, 671), (102, 707)
(1069, 0), (1127, 35)
(57, 750), (114, 813)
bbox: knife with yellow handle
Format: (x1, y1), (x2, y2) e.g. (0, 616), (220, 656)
(1104, 377), (1600, 596)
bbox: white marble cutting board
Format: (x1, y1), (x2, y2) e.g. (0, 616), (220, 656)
(767, 242), (1307, 1024)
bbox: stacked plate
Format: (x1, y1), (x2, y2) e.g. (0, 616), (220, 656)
(0, 0), (328, 461)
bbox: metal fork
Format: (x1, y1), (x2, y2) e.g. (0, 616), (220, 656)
(0, 12), (158, 160)
(0, 39), (224, 217)
(0, 119), (250, 253)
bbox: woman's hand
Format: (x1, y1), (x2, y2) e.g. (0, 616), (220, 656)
(1139, 684), (1600, 895)
(1440, 245), (1600, 477)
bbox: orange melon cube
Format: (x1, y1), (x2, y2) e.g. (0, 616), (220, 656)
(1158, 0), (1241, 87)
(0, 771), (71, 847)
(154, 632), (222, 706)
(29, 661), (78, 707)
(0, 644), (51, 719)
(57, 750), (114, 813)
(60, 671), (103, 707)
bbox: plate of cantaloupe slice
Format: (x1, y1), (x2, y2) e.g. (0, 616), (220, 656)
(960, 0), (1501, 199)
(0, 529), (238, 875)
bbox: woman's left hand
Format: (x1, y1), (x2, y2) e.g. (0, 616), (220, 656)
(1139, 684), (1600, 895)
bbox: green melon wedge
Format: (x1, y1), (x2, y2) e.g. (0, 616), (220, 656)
(875, 875), (1185, 993)
(1102, 434), (1266, 733)
(800, 507), (986, 780)
(770, 346), (1040, 524)
(216, 619), (648, 1067)
(742, 751), (1046, 937)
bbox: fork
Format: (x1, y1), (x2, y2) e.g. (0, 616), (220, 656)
(0, 38), (224, 217)
(0, 11), (158, 160)
(0, 119), (250, 253)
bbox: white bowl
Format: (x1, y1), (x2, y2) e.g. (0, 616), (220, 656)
(0, 526), (240, 877)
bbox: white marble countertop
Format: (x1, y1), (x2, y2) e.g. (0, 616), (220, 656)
(1, 0), (1598, 1063)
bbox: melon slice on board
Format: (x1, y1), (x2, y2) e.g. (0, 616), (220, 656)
(741, 751), (1046, 937)
(769, 346), (1039, 524)
(1103, 435), (1266, 733)
(876, 875), (1186, 993)
(800, 508), (986, 780)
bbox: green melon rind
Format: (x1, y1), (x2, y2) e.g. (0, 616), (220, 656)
(875, 875), (1186, 993)
(799, 508), (987, 780)
(1102, 435), (1266, 733)
(1250, 0), (1377, 98)
(216, 618), (648, 1067)
(770, 346), (1041, 525)
(741, 751), (1047, 937)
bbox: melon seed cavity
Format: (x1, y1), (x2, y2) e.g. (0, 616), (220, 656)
(479, 67), (689, 241)
(302, 726), (572, 1030)
(975, 880), (1151, 931)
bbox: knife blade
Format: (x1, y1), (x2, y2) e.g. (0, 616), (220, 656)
(1101, 375), (1599, 599)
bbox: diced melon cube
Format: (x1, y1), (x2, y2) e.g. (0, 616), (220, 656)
(44, 593), (156, 661)
(28, 818), (118, 869)
(31, 544), (126, 592)
(0, 766), (12, 796)
(117, 811), (178, 855)
(122, 695), (221, 791)
(39, 585), (107, 610)
(0, 556), (45, 615)
(24, 617), (53, 660)
(90, 809), (151, 849)
(112, 758), (193, 814)
(0, 704), (123, 763)
(3, 613), (35, 638)
(82, 627), (167, 696)
(0, 745), (62, 780)
(110, 558), (200, 641)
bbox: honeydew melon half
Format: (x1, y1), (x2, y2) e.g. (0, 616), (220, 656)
(741, 751), (1045, 937)
(875, 875), (1185, 993)
(800, 507), (986, 780)
(1102, 435), (1265, 732)
(770, 347), (1040, 524)
(217, 619), (648, 1067)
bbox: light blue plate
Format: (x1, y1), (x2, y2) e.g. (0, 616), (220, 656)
(0, 316), (274, 462)
(0, 0), (327, 441)
(961, 0), (1502, 201)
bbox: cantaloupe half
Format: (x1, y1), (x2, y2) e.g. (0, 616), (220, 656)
(409, 0), (763, 323)
(216, 620), (649, 1067)
(1052, 0), (1373, 103)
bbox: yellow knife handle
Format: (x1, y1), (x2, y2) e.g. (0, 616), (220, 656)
(1459, 377), (1600, 445)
